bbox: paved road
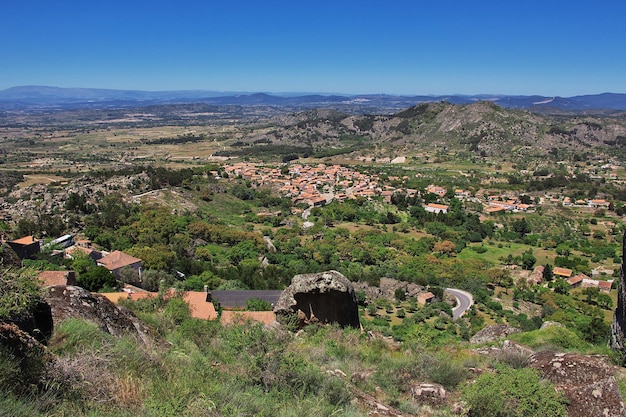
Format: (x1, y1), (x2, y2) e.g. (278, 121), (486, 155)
(445, 288), (474, 320)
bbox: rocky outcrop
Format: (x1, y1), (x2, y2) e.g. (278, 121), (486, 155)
(610, 231), (626, 360)
(469, 324), (521, 344)
(5, 300), (54, 345)
(530, 351), (626, 417)
(45, 285), (151, 344)
(0, 242), (23, 269)
(352, 277), (426, 301)
(274, 270), (360, 329)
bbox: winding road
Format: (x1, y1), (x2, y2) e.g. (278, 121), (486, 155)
(444, 288), (474, 320)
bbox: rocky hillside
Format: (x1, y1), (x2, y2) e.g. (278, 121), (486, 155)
(237, 101), (626, 158)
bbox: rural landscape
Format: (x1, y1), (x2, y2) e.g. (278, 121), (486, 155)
(2, 88), (626, 416)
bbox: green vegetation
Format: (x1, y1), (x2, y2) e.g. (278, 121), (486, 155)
(2, 100), (626, 415)
(462, 366), (567, 417)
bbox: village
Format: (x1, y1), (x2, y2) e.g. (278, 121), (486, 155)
(221, 161), (615, 216)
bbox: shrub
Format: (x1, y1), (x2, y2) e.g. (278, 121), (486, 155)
(0, 269), (42, 320)
(462, 366), (567, 417)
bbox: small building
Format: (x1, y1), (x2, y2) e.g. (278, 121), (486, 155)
(598, 280), (613, 293)
(97, 250), (142, 280)
(183, 292), (218, 320)
(417, 292), (435, 305)
(553, 267), (573, 278)
(38, 270), (77, 287)
(567, 274), (584, 288)
(486, 206), (506, 215)
(7, 236), (41, 260)
(425, 203), (449, 214)
(45, 234), (74, 249)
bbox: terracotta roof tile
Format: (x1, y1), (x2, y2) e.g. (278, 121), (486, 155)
(98, 250), (142, 271)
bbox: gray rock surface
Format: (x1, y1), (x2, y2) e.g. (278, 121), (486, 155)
(530, 351), (626, 417)
(274, 270), (360, 329)
(469, 324), (521, 344)
(45, 285), (151, 344)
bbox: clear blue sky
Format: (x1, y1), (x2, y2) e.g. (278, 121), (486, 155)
(2, 0), (625, 96)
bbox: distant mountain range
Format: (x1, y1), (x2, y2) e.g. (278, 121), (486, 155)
(1, 85), (626, 113)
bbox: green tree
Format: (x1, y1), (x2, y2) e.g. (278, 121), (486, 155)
(553, 278), (570, 295)
(597, 293), (614, 309)
(543, 263), (554, 281)
(521, 250), (537, 270)
(394, 287), (407, 301)
(77, 266), (117, 292)
(512, 217), (531, 238)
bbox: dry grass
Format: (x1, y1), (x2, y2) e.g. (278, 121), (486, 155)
(18, 174), (69, 188)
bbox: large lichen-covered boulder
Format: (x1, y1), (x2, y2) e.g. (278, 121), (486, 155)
(274, 270), (360, 329)
(45, 285), (151, 344)
(610, 231), (626, 361)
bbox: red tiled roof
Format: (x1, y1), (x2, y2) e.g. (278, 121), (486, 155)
(567, 275), (584, 285)
(11, 235), (39, 245)
(426, 203), (449, 210)
(38, 271), (72, 287)
(183, 292), (218, 320)
(98, 250), (141, 271)
(553, 267), (573, 277)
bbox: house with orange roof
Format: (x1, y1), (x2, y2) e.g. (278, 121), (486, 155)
(588, 199), (610, 209)
(7, 235), (41, 259)
(417, 292), (435, 305)
(183, 292), (218, 320)
(38, 270), (77, 287)
(486, 206), (506, 215)
(425, 203), (449, 214)
(97, 250), (142, 280)
(101, 290), (217, 320)
(553, 267), (573, 278)
(567, 274), (584, 288)
(598, 280), (613, 293)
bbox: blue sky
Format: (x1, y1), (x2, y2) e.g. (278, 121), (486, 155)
(1, 0), (625, 96)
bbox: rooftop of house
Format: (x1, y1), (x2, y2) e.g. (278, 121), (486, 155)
(38, 270), (74, 287)
(183, 292), (218, 320)
(11, 235), (39, 245)
(553, 267), (573, 277)
(98, 250), (142, 271)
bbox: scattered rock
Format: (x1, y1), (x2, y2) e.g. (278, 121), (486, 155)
(274, 270), (360, 329)
(540, 320), (564, 330)
(350, 370), (374, 383)
(470, 324), (521, 344)
(411, 383), (446, 404)
(530, 351), (626, 417)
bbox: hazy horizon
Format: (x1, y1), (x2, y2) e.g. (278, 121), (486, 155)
(2, 1), (625, 96)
